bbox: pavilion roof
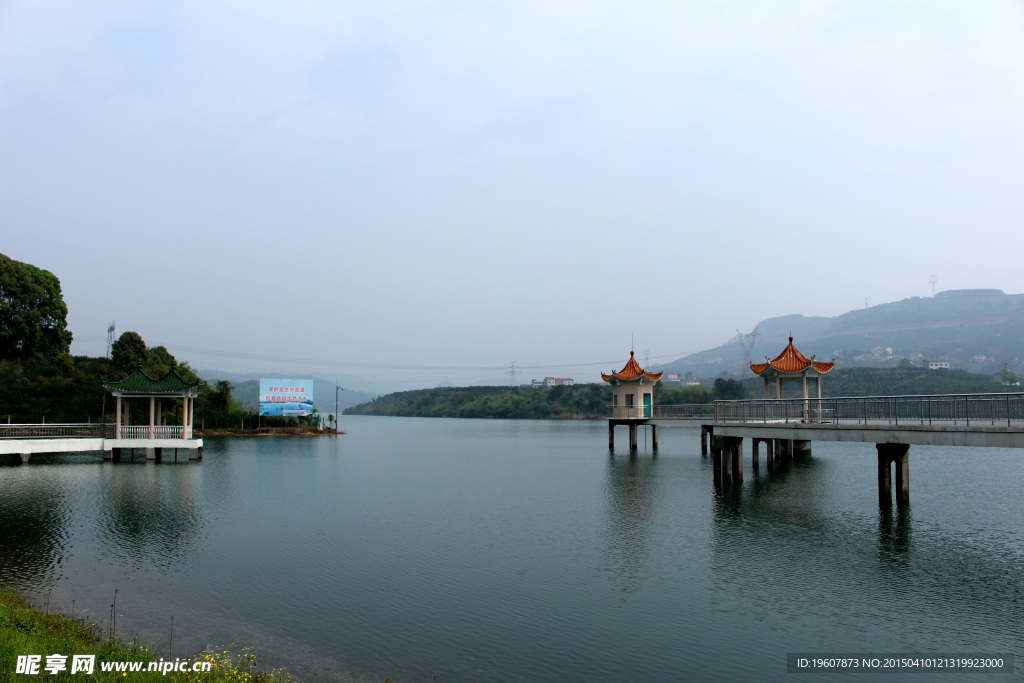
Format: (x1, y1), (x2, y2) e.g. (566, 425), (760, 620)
(602, 351), (664, 383)
(750, 337), (834, 376)
(103, 369), (201, 396)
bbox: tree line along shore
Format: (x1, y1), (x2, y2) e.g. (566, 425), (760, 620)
(344, 367), (1020, 420)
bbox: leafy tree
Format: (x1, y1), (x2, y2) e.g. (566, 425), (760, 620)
(211, 380), (234, 412)
(712, 377), (748, 400)
(111, 331), (148, 373)
(0, 253), (73, 363)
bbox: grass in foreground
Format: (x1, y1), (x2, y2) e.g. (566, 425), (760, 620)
(0, 587), (291, 681)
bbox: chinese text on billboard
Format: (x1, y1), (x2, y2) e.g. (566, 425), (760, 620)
(259, 379), (314, 417)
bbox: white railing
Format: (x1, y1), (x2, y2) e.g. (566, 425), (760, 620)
(118, 425), (190, 439)
(0, 423), (194, 440)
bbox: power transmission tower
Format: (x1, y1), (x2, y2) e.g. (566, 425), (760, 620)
(735, 325), (760, 363)
(508, 361), (519, 386)
(105, 321), (116, 359)
(930, 275), (937, 297)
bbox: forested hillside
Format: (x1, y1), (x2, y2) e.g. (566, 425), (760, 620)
(663, 289), (1024, 377)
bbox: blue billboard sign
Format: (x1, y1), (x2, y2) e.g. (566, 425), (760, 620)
(260, 379), (314, 417)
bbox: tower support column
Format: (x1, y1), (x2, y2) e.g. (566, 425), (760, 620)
(876, 443), (910, 505)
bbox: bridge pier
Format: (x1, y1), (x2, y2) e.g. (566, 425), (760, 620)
(700, 425), (713, 456)
(8, 453), (27, 465)
(794, 439), (812, 459)
(713, 436), (743, 486)
(774, 439), (792, 464)
(877, 443), (909, 506)
(712, 435), (722, 484)
(751, 437), (773, 470)
(608, 420), (655, 452)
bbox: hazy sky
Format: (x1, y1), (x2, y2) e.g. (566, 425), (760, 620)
(3, 1), (1023, 390)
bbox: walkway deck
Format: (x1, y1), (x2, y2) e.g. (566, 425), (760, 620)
(609, 392), (1024, 503)
(0, 423), (202, 462)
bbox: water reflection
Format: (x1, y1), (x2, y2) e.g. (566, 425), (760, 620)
(876, 503), (912, 561)
(601, 453), (659, 592)
(0, 473), (69, 592)
(98, 464), (204, 572)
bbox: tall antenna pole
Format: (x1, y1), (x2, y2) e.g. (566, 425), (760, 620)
(106, 320), (116, 359)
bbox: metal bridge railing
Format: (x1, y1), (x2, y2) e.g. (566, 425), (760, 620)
(607, 404), (716, 420)
(713, 393), (1024, 426)
(0, 423), (112, 439)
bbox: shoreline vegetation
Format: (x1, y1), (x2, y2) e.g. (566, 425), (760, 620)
(197, 427), (344, 437)
(0, 587), (291, 681)
(345, 367), (1019, 420)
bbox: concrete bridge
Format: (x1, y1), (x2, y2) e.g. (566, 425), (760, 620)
(608, 392), (1024, 504)
(0, 423), (203, 464)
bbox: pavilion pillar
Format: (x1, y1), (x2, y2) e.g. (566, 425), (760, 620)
(181, 397), (188, 438)
(149, 397), (155, 439)
(188, 395), (195, 438)
(815, 377), (823, 422)
(156, 399), (162, 427)
(776, 376), (783, 399)
(115, 395), (122, 439)
(123, 399), (129, 436)
(802, 372), (809, 421)
(763, 376), (770, 399)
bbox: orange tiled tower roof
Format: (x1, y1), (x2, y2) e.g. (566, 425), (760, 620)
(602, 351), (664, 382)
(750, 336), (834, 375)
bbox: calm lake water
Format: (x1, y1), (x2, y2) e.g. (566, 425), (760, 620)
(1, 416), (1022, 681)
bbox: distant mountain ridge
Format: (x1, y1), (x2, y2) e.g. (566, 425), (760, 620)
(660, 289), (1024, 377)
